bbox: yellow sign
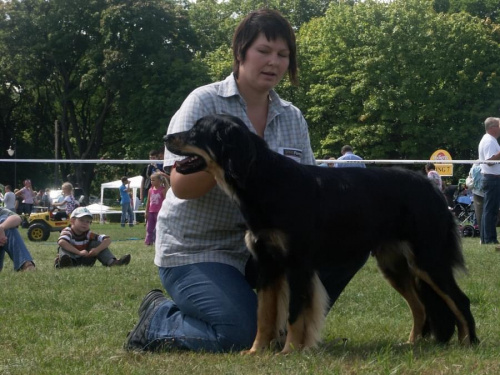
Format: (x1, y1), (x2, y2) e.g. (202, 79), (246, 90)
(430, 149), (453, 177)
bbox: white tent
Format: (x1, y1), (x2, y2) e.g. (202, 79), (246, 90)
(99, 175), (143, 223)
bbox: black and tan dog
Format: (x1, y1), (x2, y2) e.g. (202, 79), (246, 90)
(164, 114), (478, 354)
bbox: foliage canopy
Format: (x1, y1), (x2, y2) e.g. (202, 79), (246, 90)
(1, 0), (500, 194)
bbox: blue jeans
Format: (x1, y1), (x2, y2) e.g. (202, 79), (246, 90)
(0, 224), (34, 272)
(120, 202), (134, 227)
(480, 175), (500, 244)
(146, 253), (368, 352)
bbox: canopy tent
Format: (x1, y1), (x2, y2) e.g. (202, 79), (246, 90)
(99, 175), (143, 223)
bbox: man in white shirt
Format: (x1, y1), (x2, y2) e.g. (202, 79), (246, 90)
(478, 117), (500, 246)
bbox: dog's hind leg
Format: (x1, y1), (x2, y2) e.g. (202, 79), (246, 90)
(281, 272), (329, 354)
(398, 240), (479, 346)
(411, 267), (478, 346)
(374, 243), (427, 343)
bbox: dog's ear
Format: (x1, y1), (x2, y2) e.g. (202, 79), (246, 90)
(216, 117), (258, 187)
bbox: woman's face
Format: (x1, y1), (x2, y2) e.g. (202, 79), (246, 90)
(237, 33), (290, 94)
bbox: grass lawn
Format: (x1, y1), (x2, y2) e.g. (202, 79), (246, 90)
(0, 225), (499, 375)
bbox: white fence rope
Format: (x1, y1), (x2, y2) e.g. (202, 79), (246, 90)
(0, 159), (495, 165)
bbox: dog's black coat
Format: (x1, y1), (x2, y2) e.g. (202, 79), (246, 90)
(165, 114), (478, 353)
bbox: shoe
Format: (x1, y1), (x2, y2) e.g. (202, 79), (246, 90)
(137, 289), (167, 316)
(20, 261), (36, 272)
(124, 291), (167, 351)
(495, 245), (500, 252)
(111, 254), (131, 266)
(59, 255), (73, 268)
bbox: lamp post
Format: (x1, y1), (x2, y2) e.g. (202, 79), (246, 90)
(7, 138), (16, 186)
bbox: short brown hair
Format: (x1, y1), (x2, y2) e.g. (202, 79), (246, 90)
(232, 9), (298, 85)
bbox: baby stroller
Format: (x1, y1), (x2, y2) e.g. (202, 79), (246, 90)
(452, 185), (479, 237)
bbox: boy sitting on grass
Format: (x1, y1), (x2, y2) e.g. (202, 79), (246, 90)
(55, 207), (131, 268)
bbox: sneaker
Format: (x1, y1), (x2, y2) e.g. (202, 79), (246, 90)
(124, 290), (167, 351)
(137, 289), (167, 316)
(111, 254), (131, 266)
(495, 245), (500, 252)
(59, 255), (73, 268)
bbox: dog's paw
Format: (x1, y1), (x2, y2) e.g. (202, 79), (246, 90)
(240, 349), (258, 355)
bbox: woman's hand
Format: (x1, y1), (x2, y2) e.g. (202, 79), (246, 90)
(169, 167), (216, 199)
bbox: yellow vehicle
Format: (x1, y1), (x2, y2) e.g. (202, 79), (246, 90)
(27, 210), (70, 241)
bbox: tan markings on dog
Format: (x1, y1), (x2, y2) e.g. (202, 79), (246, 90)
(374, 241), (426, 343)
(177, 144), (239, 203)
(241, 276), (287, 355)
(281, 273), (329, 354)
(397, 243), (472, 346)
(206, 160), (235, 200)
(245, 230), (288, 259)
(412, 268), (471, 345)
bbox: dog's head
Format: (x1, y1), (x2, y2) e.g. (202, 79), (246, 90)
(164, 114), (261, 188)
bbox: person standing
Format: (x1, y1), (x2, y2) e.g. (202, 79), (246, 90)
(478, 117), (500, 246)
(40, 188), (52, 210)
(119, 177), (134, 227)
(425, 163), (443, 191)
(125, 9), (369, 353)
(3, 185), (16, 211)
(140, 150), (161, 205)
(466, 163), (484, 233)
(15, 179), (36, 214)
(144, 172), (168, 246)
(335, 145), (366, 168)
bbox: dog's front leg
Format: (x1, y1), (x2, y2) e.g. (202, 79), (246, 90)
(241, 278), (285, 355)
(280, 272), (328, 354)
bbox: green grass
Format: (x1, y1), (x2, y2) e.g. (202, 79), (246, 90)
(0, 227), (499, 374)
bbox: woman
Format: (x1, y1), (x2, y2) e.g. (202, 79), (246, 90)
(125, 9), (368, 352)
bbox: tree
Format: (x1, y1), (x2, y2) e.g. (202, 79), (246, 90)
(298, 0), (500, 164)
(446, 0), (500, 22)
(0, 0), (204, 195)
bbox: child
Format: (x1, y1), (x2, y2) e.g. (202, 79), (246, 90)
(144, 172), (169, 245)
(55, 207), (131, 268)
(52, 182), (78, 220)
(119, 176), (134, 227)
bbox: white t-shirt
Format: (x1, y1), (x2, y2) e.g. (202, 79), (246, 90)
(479, 133), (500, 175)
(3, 191), (16, 211)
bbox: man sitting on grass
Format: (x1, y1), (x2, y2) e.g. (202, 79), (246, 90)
(54, 207), (131, 268)
(0, 207), (36, 272)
